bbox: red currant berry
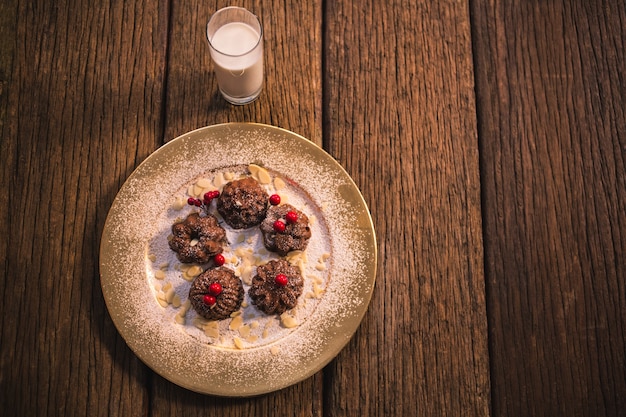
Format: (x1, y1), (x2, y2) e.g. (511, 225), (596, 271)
(203, 294), (216, 306)
(204, 190), (219, 200)
(203, 192), (213, 202)
(273, 220), (286, 233)
(193, 199), (202, 207)
(285, 211), (298, 224)
(275, 274), (289, 287)
(208, 282), (222, 296)
(187, 197), (197, 206)
(269, 194), (281, 206)
(213, 253), (225, 266)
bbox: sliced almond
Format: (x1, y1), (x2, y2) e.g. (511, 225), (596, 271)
(165, 288), (176, 303)
(233, 337), (244, 349)
(203, 321), (219, 338)
(213, 172), (227, 188)
(204, 327), (220, 339)
(239, 325), (251, 338)
(241, 264), (253, 285)
(172, 196), (186, 211)
(273, 177), (286, 190)
(285, 250), (304, 263)
(249, 164), (271, 184)
(280, 313), (299, 328)
(248, 163), (260, 176)
(313, 282), (324, 298)
(257, 169), (271, 184)
(196, 177), (211, 187)
(186, 265), (203, 277)
(229, 315), (243, 330)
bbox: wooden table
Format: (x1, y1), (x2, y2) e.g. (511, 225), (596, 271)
(1, 0), (624, 415)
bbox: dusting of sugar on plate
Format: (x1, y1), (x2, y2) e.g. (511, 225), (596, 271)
(146, 163), (332, 349)
(100, 124), (376, 396)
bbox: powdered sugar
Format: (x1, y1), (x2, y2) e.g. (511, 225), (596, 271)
(100, 124), (376, 395)
(146, 163), (332, 348)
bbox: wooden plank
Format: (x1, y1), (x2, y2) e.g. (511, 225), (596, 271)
(471, 0), (626, 415)
(150, 373), (324, 416)
(162, 0), (322, 146)
(152, 1), (324, 414)
(0, 1), (169, 415)
(323, 1), (490, 416)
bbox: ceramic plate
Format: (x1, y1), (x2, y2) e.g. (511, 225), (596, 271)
(100, 123), (376, 396)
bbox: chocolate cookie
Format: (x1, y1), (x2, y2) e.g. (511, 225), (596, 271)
(188, 267), (244, 320)
(216, 177), (269, 229)
(260, 204), (312, 256)
(249, 259), (304, 315)
(168, 212), (226, 264)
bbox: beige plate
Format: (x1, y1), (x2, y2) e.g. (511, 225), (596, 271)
(100, 123), (377, 396)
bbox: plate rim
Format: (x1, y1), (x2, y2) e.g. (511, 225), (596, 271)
(99, 122), (377, 396)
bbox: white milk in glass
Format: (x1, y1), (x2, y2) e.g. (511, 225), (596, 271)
(210, 22), (263, 101)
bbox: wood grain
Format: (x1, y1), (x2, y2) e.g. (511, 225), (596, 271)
(2, 0), (624, 415)
(323, 1), (490, 415)
(152, 1), (324, 415)
(0, 1), (168, 415)
(162, 0), (322, 146)
(471, 0), (626, 415)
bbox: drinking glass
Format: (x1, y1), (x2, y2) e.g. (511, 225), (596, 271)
(206, 7), (264, 105)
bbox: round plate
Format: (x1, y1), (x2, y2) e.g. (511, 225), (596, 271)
(100, 123), (376, 396)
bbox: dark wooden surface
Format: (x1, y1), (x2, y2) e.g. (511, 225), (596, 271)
(0, 0), (623, 416)
(472, 1), (626, 415)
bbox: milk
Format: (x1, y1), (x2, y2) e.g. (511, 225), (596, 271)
(209, 22), (263, 103)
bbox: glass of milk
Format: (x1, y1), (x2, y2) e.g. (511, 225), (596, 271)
(206, 7), (263, 105)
